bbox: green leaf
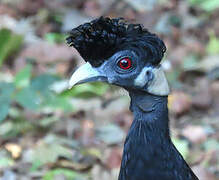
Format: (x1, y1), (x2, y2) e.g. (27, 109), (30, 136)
(202, 139), (219, 151)
(0, 118), (34, 138)
(43, 95), (73, 112)
(0, 97), (10, 122)
(200, 0), (219, 12)
(28, 143), (73, 169)
(30, 160), (42, 172)
(15, 87), (41, 110)
(43, 168), (82, 180)
(39, 117), (59, 127)
(0, 28), (23, 67)
(172, 137), (189, 159)
(0, 122), (13, 136)
(183, 55), (199, 70)
(31, 74), (59, 95)
(63, 82), (109, 98)
(44, 134), (78, 149)
(166, 68), (182, 88)
(206, 32), (219, 55)
(0, 82), (15, 97)
(188, 0), (219, 12)
(44, 33), (66, 44)
(14, 64), (32, 88)
(0, 83), (15, 122)
(0, 157), (14, 168)
(188, 0), (202, 5)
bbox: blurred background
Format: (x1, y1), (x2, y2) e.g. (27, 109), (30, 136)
(0, 0), (218, 179)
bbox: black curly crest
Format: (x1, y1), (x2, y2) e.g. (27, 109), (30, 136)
(67, 16), (166, 67)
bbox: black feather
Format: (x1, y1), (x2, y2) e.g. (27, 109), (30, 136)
(67, 16), (166, 67)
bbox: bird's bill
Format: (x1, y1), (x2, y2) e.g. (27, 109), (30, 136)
(69, 62), (107, 89)
(69, 62), (170, 96)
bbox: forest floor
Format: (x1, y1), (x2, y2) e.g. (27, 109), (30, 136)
(0, 0), (218, 179)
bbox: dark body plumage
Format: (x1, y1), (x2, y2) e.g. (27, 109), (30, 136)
(119, 90), (198, 180)
(67, 17), (199, 180)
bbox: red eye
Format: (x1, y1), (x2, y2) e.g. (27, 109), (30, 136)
(118, 58), (132, 70)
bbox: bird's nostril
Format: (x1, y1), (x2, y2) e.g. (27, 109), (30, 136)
(146, 70), (150, 76)
(146, 70), (153, 80)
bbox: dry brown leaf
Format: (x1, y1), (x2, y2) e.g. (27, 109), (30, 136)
(83, 1), (101, 17)
(168, 91), (191, 115)
(105, 147), (122, 169)
(14, 42), (81, 73)
(113, 110), (133, 132)
(192, 165), (217, 180)
(192, 78), (212, 109)
(211, 81), (219, 110)
(53, 159), (93, 171)
(81, 119), (95, 146)
(182, 125), (207, 144)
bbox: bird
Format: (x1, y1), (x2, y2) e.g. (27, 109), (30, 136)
(66, 16), (199, 180)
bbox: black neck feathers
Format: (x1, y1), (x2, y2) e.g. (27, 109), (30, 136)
(128, 90), (169, 134)
(119, 90), (199, 180)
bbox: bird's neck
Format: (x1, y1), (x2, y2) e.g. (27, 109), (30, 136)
(119, 90), (198, 180)
(119, 90), (172, 179)
(128, 89), (170, 138)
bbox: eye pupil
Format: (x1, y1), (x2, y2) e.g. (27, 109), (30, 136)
(118, 58), (132, 70)
(120, 60), (129, 67)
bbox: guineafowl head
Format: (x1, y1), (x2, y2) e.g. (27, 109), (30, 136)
(67, 16), (169, 96)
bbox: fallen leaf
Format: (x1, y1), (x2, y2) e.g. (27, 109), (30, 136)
(124, 0), (156, 12)
(197, 55), (219, 73)
(0, 149), (14, 168)
(104, 148), (122, 169)
(182, 125), (207, 144)
(53, 159), (93, 171)
(96, 124), (125, 145)
(1, 170), (17, 180)
(14, 42), (81, 73)
(0, 28), (23, 67)
(42, 168), (84, 180)
(23, 141), (73, 168)
(191, 78), (212, 109)
(168, 91), (191, 115)
(5, 143), (22, 159)
(0, 82), (15, 122)
(0, 4), (17, 17)
(192, 165), (216, 180)
(81, 119), (95, 146)
(113, 110), (133, 132)
(91, 164), (119, 180)
(61, 10), (92, 32)
(172, 137), (189, 159)
(83, 1), (101, 17)
(211, 81), (219, 109)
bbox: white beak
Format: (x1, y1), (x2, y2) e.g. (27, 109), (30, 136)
(69, 62), (106, 89)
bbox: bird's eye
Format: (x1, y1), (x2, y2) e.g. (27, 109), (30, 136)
(118, 58), (132, 70)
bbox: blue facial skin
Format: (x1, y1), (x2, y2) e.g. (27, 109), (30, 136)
(92, 49), (154, 90)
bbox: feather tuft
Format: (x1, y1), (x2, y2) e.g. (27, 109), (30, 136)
(67, 16), (166, 67)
